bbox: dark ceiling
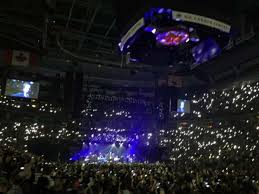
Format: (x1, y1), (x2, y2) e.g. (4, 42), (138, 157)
(0, 0), (258, 88)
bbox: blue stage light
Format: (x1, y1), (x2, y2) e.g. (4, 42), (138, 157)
(192, 38), (221, 64)
(145, 26), (157, 34)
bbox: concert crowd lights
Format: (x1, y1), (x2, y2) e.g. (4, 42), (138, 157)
(0, 97), (153, 160)
(88, 128), (153, 144)
(160, 120), (258, 162)
(0, 94), (152, 143)
(173, 81), (259, 119)
(0, 121), (83, 146)
(0, 95), (62, 114)
(82, 109), (133, 119)
(0, 81), (258, 162)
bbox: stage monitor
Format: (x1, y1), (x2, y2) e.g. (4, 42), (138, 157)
(5, 79), (40, 99)
(177, 99), (190, 113)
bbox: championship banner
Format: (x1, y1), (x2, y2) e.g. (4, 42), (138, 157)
(172, 11), (231, 33)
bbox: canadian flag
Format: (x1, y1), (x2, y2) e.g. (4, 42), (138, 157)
(12, 50), (31, 66)
(4, 50), (38, 67)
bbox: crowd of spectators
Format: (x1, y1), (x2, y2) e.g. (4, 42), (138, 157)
(0, 81), (258, 193)
(173, 81), (259, 119)
(161, 120), (258, 162)
(0, 92), (154, 149)
(0, 145), (259, 194)
(0, 95), (62, 114)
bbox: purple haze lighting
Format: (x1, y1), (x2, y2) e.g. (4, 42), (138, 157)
(144, 8), (172, 21)
(158, 8), (164, 14)
(130, 58), (139, 62)
(72, 142), (138, 163)
(192, 38), (221, 64)
(190, 37), (200, 42)
(145, 26), (157, 34)
(156, 30), (189, 46)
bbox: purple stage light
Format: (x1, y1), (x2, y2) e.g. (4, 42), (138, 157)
(72, 142), (139, 163)
(190, 37), (200, 42)
(158, 8), (164, 14)
(130, 58), (139, 62)
(156, 30), (189, 46)
(145, 26), (157, 34)
(191, 38), (221, 64)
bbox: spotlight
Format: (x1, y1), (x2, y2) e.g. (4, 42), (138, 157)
(145, 26), (157, 34)
(152, 28), (157, 34)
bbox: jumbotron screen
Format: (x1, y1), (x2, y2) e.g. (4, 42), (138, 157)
(5, 79), (40, 99)
(177, 99), (190, 113)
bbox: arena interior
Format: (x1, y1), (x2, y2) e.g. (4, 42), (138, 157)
(0, 0), (259, 193)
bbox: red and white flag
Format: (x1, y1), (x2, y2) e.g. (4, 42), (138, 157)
(4, 49), (38, 69)
(11, 50), (31, 67)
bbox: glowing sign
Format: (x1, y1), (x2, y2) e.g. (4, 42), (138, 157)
(172, 11), (231, 33)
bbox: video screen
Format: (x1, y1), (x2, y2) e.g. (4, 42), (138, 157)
(177, 99), (190, 113)
(5, 79), (40, 99)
